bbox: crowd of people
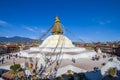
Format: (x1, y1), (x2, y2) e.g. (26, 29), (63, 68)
(91, 54), (109, 61)
(0, 52), (120, 80)
(0, 53), (18, 64)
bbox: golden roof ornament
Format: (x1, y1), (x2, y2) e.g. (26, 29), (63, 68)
(55, 16), (60, 22)
(52, 16), (63, 35)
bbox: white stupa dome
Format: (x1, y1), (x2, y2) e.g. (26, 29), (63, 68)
(39, 34), (86, 53)
(39, 35), (75, 48)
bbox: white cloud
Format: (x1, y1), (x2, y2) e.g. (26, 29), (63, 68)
(99, 21), (105, 25)
(34, 26), (38, 29)
(95, 31), (100, 34)
(99, 20), (111, 25)
(22, 25), (37, 32)
(40, 29), (46, 33)
(106, 20), (111, 23)
(0, 20), (7, 24)
(24, 26), (35, 32)
(5, 36), (9, 38)
(0, 20), (10, 27)
(23, 25), (46, 34)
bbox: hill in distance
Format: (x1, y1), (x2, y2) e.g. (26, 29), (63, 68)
(0, 36), (35, 42)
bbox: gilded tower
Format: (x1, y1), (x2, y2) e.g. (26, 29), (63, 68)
(52, 16), (63, 35)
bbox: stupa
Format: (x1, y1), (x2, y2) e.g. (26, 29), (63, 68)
(30, 16), (97, 59)
(0, 17), (109, 77)
(18, 17), (99, 75)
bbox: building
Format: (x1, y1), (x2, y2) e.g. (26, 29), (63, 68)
(19, 16), (100, 76)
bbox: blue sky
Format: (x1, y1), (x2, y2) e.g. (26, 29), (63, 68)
(0, 0), (120, 42)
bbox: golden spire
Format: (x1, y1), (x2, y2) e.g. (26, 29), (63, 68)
(52, 16), (63, 35)
(55, 16), (60, 22)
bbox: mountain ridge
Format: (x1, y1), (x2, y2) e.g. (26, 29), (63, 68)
(0, 36), (35, 42)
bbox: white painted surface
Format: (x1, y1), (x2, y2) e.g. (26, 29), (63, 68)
(56, 65), (87, 77)
(101, 57), (120, 75)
